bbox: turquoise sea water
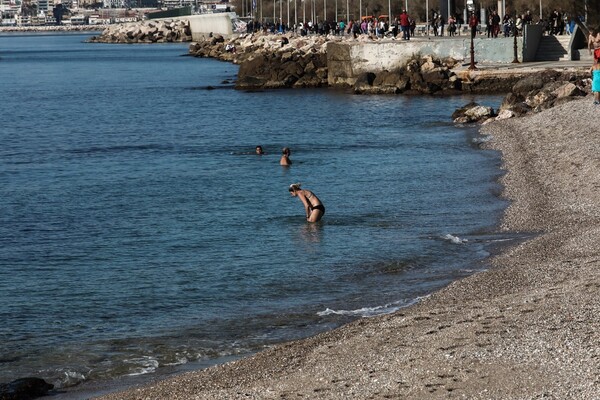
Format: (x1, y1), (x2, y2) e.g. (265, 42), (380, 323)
(0, 33), (508, 392)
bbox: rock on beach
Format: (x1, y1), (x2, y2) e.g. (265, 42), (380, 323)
(93, 95), (600, 398)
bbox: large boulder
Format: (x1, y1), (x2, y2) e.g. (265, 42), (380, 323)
(0, 377), (54, 400)
(236, 55), (271, 89)
(452, 102), (495, 123)
(512, 75), (544, 96)
(353, 72), (377, 93)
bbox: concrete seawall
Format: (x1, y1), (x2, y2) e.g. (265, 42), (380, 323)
(183, 13), (235, 40)
(327, 37), (523, 86)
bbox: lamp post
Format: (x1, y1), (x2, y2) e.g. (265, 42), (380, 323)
(469, 31), (477, 69)
(388, 0), (390, 24)
(303, 0), (305, 23)
(512, 15), (519, 63)
(346, 0), (348, 23)
(426, 0), (429, 37)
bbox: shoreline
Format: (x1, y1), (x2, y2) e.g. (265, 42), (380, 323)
(0, 25), (108, 33)
(92, 96), (600, 399)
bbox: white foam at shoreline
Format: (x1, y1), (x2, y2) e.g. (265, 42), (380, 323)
(443, 233), (468, 244)
(317, 297), (426, 318)
(125, 357), (159, 376)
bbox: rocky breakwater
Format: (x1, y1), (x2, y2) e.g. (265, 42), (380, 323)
(88, 19), (192, 43)
(189, 33), (334, 89)
(453, 70), (591, 124)
(188, 34), (471, 92)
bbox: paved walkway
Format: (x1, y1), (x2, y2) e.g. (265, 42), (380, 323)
(452, 59), (592, 75)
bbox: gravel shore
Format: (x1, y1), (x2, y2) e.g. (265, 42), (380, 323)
(96, 97), (600, 399)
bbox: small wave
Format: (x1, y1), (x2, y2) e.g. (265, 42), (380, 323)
(163, 355), (189, 367)
(443, 234), (468, 244)
(54, 369), (86, 388)
(124, 356), (159, 376)
(471, 136), (491, 145)
(317, 298), (422, 318)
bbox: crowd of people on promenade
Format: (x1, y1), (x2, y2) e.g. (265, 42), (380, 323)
(244, 7), (584, 40)
(244, 12), (417, 39)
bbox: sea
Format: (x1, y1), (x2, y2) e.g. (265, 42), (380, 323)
(0, 32), (510, 396)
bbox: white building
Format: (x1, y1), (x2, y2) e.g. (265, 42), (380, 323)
(103, 0), (124, 8)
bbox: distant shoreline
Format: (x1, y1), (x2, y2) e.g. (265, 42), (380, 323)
(0, 25), (108, 33)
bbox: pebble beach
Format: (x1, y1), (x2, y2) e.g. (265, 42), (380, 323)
(91, 95), (600, 399)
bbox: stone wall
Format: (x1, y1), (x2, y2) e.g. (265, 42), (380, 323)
(182, 13), (235, 40)
(327, 37), (523, 87)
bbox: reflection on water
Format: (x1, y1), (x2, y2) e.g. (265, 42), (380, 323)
(298, 222), (323, 244)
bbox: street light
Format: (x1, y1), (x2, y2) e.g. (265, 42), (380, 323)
(426, 0), (429, 36)
(388, 0), (390, 25)
(512, 13), (519, 63)
(302, 0), (305, 23)
(346, 0), (348, 23)
(467, 1), (476, 70)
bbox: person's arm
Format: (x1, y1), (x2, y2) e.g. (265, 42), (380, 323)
(297, 191), (311, 218)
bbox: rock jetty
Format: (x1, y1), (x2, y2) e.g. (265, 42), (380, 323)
(188, 33), (591, 97)
(189, 33), (473, 93)
(189, 33), (332, 90)
(84, 18), (591, 96)
(88, 19), (192, 43)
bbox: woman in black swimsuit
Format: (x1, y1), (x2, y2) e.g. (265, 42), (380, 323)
(289, 183), (324, 223)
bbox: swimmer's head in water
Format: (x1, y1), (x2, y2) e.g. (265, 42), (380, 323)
(289, 183), (301, 193)
(282, 147), (291, 156)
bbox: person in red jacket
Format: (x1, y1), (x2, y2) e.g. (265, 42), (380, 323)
(468, 12), (479, 38)
(399, 10), (411, 40)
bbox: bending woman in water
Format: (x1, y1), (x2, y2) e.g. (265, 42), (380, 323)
(289, 183), (325, 223)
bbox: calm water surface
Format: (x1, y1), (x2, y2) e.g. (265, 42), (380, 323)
(0, 33), (507, 391)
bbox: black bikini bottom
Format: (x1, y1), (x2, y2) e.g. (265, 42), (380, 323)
(310, 204), (325, 214)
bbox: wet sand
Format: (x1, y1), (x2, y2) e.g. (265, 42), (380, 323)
(96, 97), (600, 399)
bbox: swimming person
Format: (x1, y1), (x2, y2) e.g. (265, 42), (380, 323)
(289, 183), (324, 223)
(255, 145), (265, 155)
(280, 147), (292, 166)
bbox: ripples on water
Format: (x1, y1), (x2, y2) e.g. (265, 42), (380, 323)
(0, 33), (508, 390)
